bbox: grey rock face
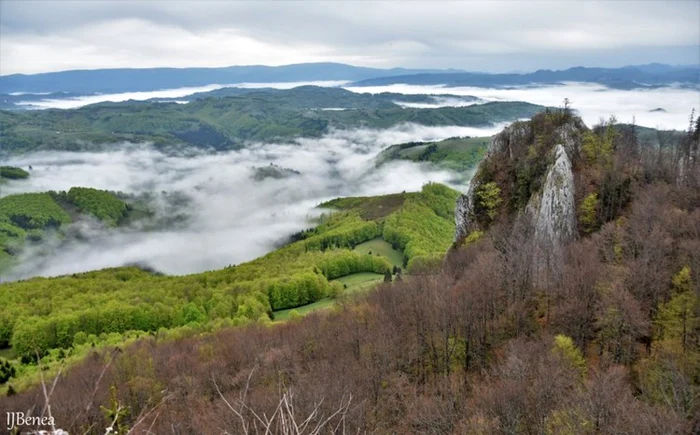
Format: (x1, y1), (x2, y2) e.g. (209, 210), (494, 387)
(453, 117), (583, 249)
(454, 184), (477, 244)
(524, 144), (576, 282)
(554, 122), (581, 161)
(454, 123), (529, 244)
(486, 121), (531, 160)
(529, 144), (577, 249)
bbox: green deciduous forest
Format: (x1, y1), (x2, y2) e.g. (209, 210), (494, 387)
(0, 188), (131, 269)
(64, 187), (128, 226)
(0, 182), (461, 394)
(377, 136), (489, 172)
(0, 193), (70, 230)
(0, 166), (29, 179)
(1, 101), (698, 434)
(321, 182), (460, 271)
(0, 87), (544, 153)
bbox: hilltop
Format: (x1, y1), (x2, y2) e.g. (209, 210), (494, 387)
(0, 62), (459, 95)
(0, 187), (139, 274)
(2, 62), (697, 96)
(376, 135), (489, 173)
(352, 64), (700, 90)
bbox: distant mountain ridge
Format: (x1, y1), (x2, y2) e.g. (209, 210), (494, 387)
(0, 62), (460, 94)
(351, 64), (700, 90)
(2, 62), (697, 95)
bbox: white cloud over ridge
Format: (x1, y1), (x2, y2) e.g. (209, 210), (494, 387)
(1, 123), (504, 280)
(16, 81), (348, 109)
(345, 82), (700, 130)
(15, 81), (697, 132)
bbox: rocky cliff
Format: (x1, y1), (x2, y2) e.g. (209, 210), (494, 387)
(526, 144), (577, 278)
(454, 112), (586, 258)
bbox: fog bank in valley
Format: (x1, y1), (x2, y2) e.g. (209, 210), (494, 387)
(345, 82), (699, 131)
(15, 81), (350, 109)
(1, 123), (505, 280)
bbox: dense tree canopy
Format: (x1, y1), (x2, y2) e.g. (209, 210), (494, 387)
(0, 166), (29, 179)
(2, 111), (699, 434)
(64, 187), (128, 226)
(0, 183), (461, 360)
(0, 193), (70, 230)
(0, 87), (544, 153)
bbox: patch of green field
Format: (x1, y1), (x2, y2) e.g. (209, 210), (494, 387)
(354, 238), (404, 268)
(322, 183), (459, 273)
(273, 272), (385, 321)
(273, 297), (336, 322)
(334, 272), (385, 291)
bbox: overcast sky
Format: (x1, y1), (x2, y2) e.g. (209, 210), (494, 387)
(1, 0), (698, 75)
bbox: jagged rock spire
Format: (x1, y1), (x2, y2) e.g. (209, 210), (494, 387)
(453, 113), (584, 282)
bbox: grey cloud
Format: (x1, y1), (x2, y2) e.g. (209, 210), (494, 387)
(1, 1), (698, 74)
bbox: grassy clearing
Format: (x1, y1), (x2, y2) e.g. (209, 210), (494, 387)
(272, 298), (337, 322)
(334, 272), (385, 291)
(353, 237), (404, 268)
(272, 272), (385, 321)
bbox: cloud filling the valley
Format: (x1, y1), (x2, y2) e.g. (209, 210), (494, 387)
(0, 123), (504, 280)
(16, 81), (349, 109)
(345, 82), (700, 130)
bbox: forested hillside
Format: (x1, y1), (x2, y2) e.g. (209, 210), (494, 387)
(0, 166), (29, 180)
(0, 62), (453, 94)
(351, 64), (700, 89)
(376, 135), (489, 172)
(0, 86), (543, 153)
(3, 110), (697, 434)
(0, 188), (130, 273)
(0, 183), (460, 394)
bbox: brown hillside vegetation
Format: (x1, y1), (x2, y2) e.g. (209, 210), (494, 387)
(3, 113), (699, 434)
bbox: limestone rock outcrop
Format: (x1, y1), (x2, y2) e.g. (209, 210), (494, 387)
(526, 144), (577, 278)
(454, 115), (585, 256)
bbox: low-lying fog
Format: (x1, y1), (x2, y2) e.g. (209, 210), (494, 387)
(344, 82), (698, 131)
(16, 81), (350, 109)
(15, 82), (698, 132)
(1, 123), (504, 280)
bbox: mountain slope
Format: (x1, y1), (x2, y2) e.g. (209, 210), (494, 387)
(352, 65), (700, 89)
(0, 86), (544, 153)
(0, 183), (459, 394)
(0, 62), (459, 94)
(3, 111), (699, 434)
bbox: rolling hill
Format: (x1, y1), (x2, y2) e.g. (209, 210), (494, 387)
(0, 86), (544, 153)
(351, 64), (700, 90)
